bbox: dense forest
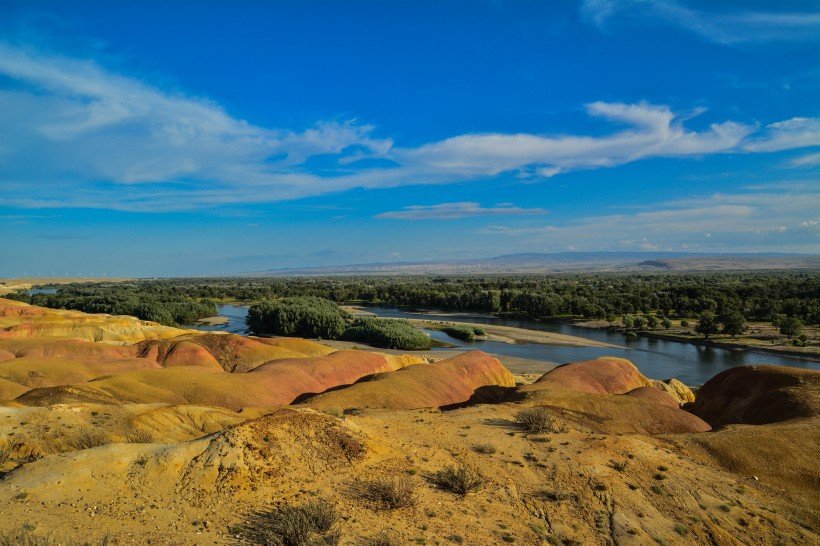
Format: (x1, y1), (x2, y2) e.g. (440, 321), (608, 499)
(6, 272), (819, 329)
(5, 283), (216, 327)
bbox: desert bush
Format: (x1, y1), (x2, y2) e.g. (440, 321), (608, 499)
(432, 464), (483, 495)
(325, 427), (365, 463)
(354, 476), (416, 509)
(125, 429), (154, 443)
(514, 407), (557, 433)
(240, 498), (341, 546)
(0, 438), (10, 465)
(70, 428), (109, 450)
(472, 443), (497, 454)
(609, 459), (629, 472)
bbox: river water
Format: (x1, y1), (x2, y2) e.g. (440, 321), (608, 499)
(191, 304), (820, 385)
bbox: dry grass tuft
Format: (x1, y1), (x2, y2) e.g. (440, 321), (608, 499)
(514, 407), (558, 434)
(239, 498), (341, 546)
(353, 476), (417, 509)
(431, 464), (483, 495)
(70, 428), (109, 450)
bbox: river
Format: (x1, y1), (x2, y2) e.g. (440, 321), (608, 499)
(190, 303), (820, 385)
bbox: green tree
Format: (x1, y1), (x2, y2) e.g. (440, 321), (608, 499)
(661, 317), (672, 330)
(695, 311), (719, 340)
(720, 310), (747, 339)
(777, 317), (804, 340)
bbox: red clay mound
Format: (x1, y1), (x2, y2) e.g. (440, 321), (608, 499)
(137, 334), (333, 372)
(15, 349), (421, 410)
(304, 351), (516, 411)
(521, 357), (653, 395)
(689, 365), (820, 427)
(622, 386), (679, 408)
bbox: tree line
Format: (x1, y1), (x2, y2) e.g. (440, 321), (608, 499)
(6, 271), (818, 329)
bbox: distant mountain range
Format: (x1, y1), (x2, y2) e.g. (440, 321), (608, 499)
(249, 252), (820, 276)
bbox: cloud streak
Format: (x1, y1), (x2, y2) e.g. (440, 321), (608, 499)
(375, 202), (548, 220)
(0, 42), (817, 212)
(580, 0), (820, 45)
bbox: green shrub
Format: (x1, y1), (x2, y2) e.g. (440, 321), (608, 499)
(343, 318), (431, 350)
(246, 297), (349, 339)
(440, 324), (486, 342)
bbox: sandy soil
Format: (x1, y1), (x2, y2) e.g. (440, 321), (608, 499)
(195, 315), (230, 326)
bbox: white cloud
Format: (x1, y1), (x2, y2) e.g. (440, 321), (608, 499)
(375, 202), (548, 220)
(790, 152), (820, 167)
(0, 42), (817, 212)
(580, 0), (820, 45)
(744, 117), (820, 152)
(395, 101), (753, 177)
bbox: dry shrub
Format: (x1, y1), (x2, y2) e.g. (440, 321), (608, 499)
(326, 426), (365, 463)
(432, 465), (483, 495)
(514, 407), (557, 434)
(70, 428), (109, 450)
(240, 498), (341, 546)
(363, 531), (402, 546)
(0, 438), (10, 466)
(0, 526), (109, 546)
(472, 443), (497, 454)
(354, 476), (417, 509)
(125, 429), (154, 443)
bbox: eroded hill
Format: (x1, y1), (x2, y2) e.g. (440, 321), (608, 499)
(0, 299), (818, 545)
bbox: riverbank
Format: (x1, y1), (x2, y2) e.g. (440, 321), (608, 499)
(565, 318), (820, 362)
(409, 318), (623, 349)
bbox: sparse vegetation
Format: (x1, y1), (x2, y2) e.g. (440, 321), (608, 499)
(514, 407), (558, 433)
(355, 476), (417, 509)
(609, 459), (629, 472)
(239, 498), (341, 546)
(70, 428), (109, 450)
(125, 429), (154, 443)
(432, 464), (483, 495)
(363, 531), (403, 546)
(0, 526), (109, 546)
(472, 443), (497, 454)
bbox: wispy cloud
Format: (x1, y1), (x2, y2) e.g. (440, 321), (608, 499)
(580, 0), (820, 45)
(375, 202), (548, 220)
(743, 117), (820, 152)
(0, 42), (817, 212)
(789, 152), (820, 167)
(482, 190), (820, 253)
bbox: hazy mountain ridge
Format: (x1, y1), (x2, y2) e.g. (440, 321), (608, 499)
(252, 252), (820, 276)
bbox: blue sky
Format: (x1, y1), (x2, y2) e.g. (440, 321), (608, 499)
(0, 0), (818, 277)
